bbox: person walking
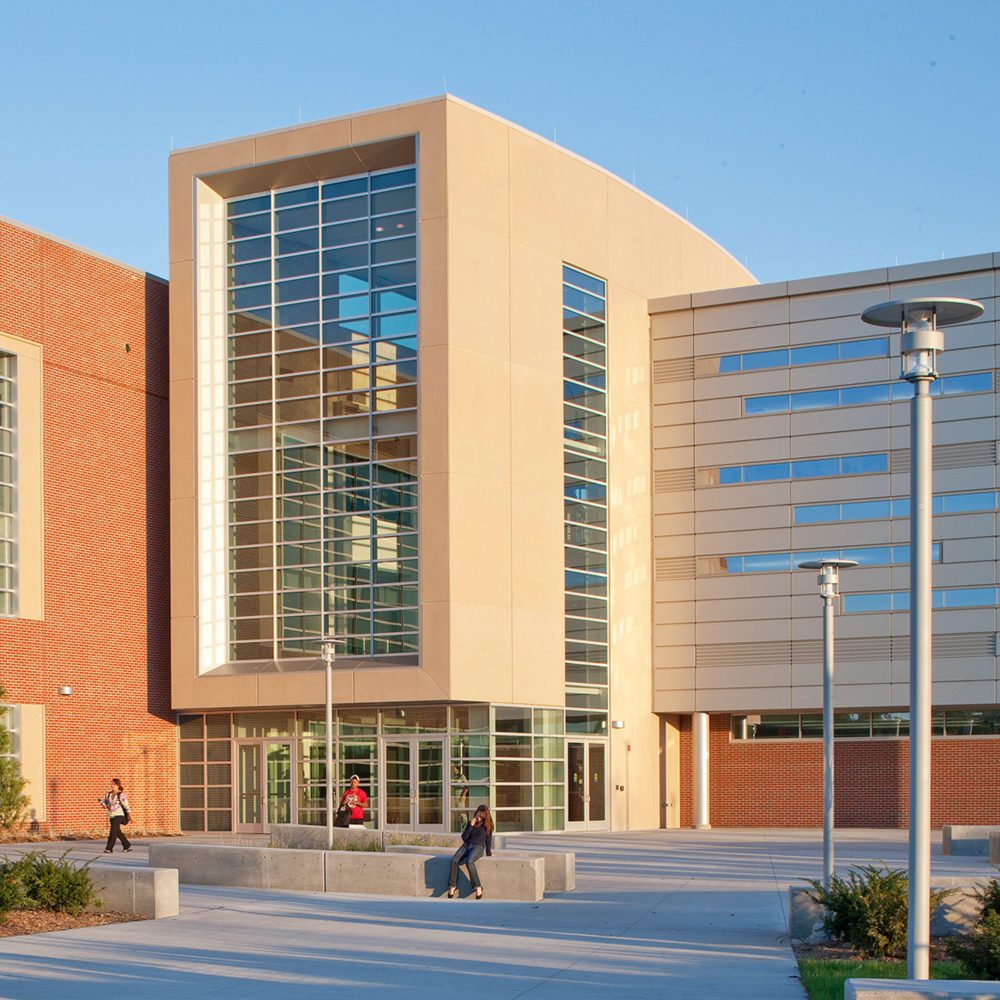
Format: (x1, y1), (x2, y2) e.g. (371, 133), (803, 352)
(447, 803), (493, 899)
(99, 778), (132, 853)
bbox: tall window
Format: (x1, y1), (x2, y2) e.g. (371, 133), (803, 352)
(562, 266), (608, 732)
(225, 167), (418, 661)
(0, 353), (16, 616)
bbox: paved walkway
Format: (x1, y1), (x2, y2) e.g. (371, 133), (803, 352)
(0, 829), (994, 999)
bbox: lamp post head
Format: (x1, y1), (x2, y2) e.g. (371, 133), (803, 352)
(861, 297), (984, 382)
(318, 636), (337, 665)
(798, 559), (858, 600)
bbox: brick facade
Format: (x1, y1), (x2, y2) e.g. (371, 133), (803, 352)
(679, 713), (1000, 828)
(0, 218), (176, 835)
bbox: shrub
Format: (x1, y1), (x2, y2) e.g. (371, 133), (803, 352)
(5, 851), (97, 915)
(972, 873), (1000, 919)
(806, 863), (951, 959)
(945, 908), (1000, 979)
(0, 856), (27, 918)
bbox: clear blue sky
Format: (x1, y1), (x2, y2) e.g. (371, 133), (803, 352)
(2, 0), (997, 284)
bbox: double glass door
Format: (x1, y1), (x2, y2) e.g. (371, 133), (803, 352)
(382, 736), (446, 830)
(567, 740), (608, 829)
(236, 740), (292, 832)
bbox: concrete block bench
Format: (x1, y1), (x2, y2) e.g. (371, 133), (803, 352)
(788, 879), (986, 941)
(385, 844), (575, 892)
(268, 823), (460, 852)
(149, 842), (544, 901)
(941, 826), (1000, 857)
(846, 979), (1000, 999)
(992, 831), (999, 865)
(87, 864), (178, 918)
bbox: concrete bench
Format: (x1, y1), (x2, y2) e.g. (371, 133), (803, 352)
(941, 826), (1000, 857)
(149, 842), (544, 901)
(788, 879), (986, 941)
(385, 844), (575, 892)
(268, 823), (460, 852)
(846, 979), (1000, 999)
(991, 831), (999, 865)
(87, 864), (178, 918)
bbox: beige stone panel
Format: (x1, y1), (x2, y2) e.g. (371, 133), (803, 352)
(449, 602), (514, 703)
(890, 271), (996, 305)
(443, 101), (510, 237)
(655, 690), (695, 713)
(694, 322), (791, 358)
(446, 352), (511, 485)
(691, 396), (741, 421)
(509, 244), (562, 373)
(170, 378), (197, 500)
(252, 118), (353, 166)
(696, 436), (789, 467)
(789, 315), (877, 345)
(607, 184), (650, 294)
(828, 684), (893, 708)
(608, 288), (653, 405)
(654, 667), (696, 692)
(653, 579), (694, 604)
(693, 412), (789, 445)
(648, 213), (754, 297)
(560, 156), (608, 278)
(790, 686), (823, 710)
(168, 262), (196, 384)
(353, 666), (453, 706)
(698, 663), (791, 690)
(694, 688), (792, 713)
(652, 492), (695, 516)
(695, 527), (790, 557)
(170, 616), (198, 707)
(790, 286), (889, 323)
(654, 644), (694, 668)
(418, 600), (451, 696)
(694, 505), (787, 533)
(170, 497), (197, 621)
(510, 485), (562, 604)
(419, 217), (448, 351)
(694, 298), (789, 335)
(448, 474), (512, 608)
(447, 219), (510, 358)
(934, 392), (995, 423)
(788, 408), (892, 440)
(419, 472), (449, 616)
(656, 623), (696, 645)
(347, 99), (440, 147)
(695, 617), (791, 648)
(653, 511), (695, 538)
(935, 512), (996, 542)
(657, 601), (696, 624)
(610, 424), (651, 518)
(789, 427), (890, 458)
(788, 357), (893, 391)
(417, 106), (448, 222)
(652, 420), (693, 450)
(932, 680), (998, 705)
(419, 349), (449, 476)
(510, 365), (562, 489)
(510, 604), (565, 708)
(256, 671), (328, 707)
(507, 130), (562, 257)
(654, 380), (695, 405)
(652, 334), (695, 361)
(930, 657), (996, 683)
(934, 416), (994, 444)
(650, 310), (694, 339)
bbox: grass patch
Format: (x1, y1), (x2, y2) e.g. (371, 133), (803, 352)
(798, 958), (967, 1000)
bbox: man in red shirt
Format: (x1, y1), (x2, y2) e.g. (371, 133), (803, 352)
(340, 774), (367, 827)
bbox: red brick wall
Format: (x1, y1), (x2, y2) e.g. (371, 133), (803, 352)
(679, 713), (1000, 829)
(0, 219), (177, 835)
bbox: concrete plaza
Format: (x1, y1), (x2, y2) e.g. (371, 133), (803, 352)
(0, 828), (994, 999)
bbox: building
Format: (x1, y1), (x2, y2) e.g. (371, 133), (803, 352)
(651, 257), (1000, 827)
(0, 216), (176, 835)
(3, 95), (996, 836)
(166, 94), (752, 833)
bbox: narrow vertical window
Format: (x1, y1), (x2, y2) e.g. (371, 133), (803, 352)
(562, 266), (608, 732)
(0, 353), (16, 616)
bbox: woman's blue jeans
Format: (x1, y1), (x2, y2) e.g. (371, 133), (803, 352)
(448, 844), (484, 889)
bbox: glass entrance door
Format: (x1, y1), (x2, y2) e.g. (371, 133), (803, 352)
(566, 740), (608, 830)
(380, 737), (446, 831)
(235, 740), (292, 832)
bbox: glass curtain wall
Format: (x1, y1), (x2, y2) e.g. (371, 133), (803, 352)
(0, 353), (15, 616)
(225, 167), (418, 661)
(562, 266), (609, 733)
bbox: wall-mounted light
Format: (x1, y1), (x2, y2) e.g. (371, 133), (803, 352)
(611, 720), (625, 729)
(57, 686), (72, 696)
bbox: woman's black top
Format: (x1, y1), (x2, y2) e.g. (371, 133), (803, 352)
(462, 820), (493, 856)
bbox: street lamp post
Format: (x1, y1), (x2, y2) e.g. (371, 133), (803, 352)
(798, 558), (856, 890)
(861, 297), (984, 979)
(320, 636), (336, 847)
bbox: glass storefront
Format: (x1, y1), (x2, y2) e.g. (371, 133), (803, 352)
(178, 703), (599, 834)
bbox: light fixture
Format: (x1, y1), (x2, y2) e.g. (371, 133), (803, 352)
(861, 295), (984, 980)
(611, 720), (625, 729)
(57, 686), (72, 696)
(798, 558), (856, 890)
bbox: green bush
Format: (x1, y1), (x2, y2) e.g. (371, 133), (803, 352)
(0, 685), (30, 832)
(945, 908), (1000, 979)
(973, 873), (1000, 919)
(0, 851), (97, 917)
(805, 863), (951, 959)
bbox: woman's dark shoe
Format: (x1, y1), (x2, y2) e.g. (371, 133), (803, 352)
(474, 887), (483, 899)
(103, 849), (112, 854)
(446, 887), (457, 898)
(124, 847), (132, 853)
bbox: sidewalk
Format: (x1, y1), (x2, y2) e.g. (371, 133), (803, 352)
(0, 829), (993, 999)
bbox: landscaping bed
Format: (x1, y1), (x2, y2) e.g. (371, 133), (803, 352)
(0, 909), (147, 937)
